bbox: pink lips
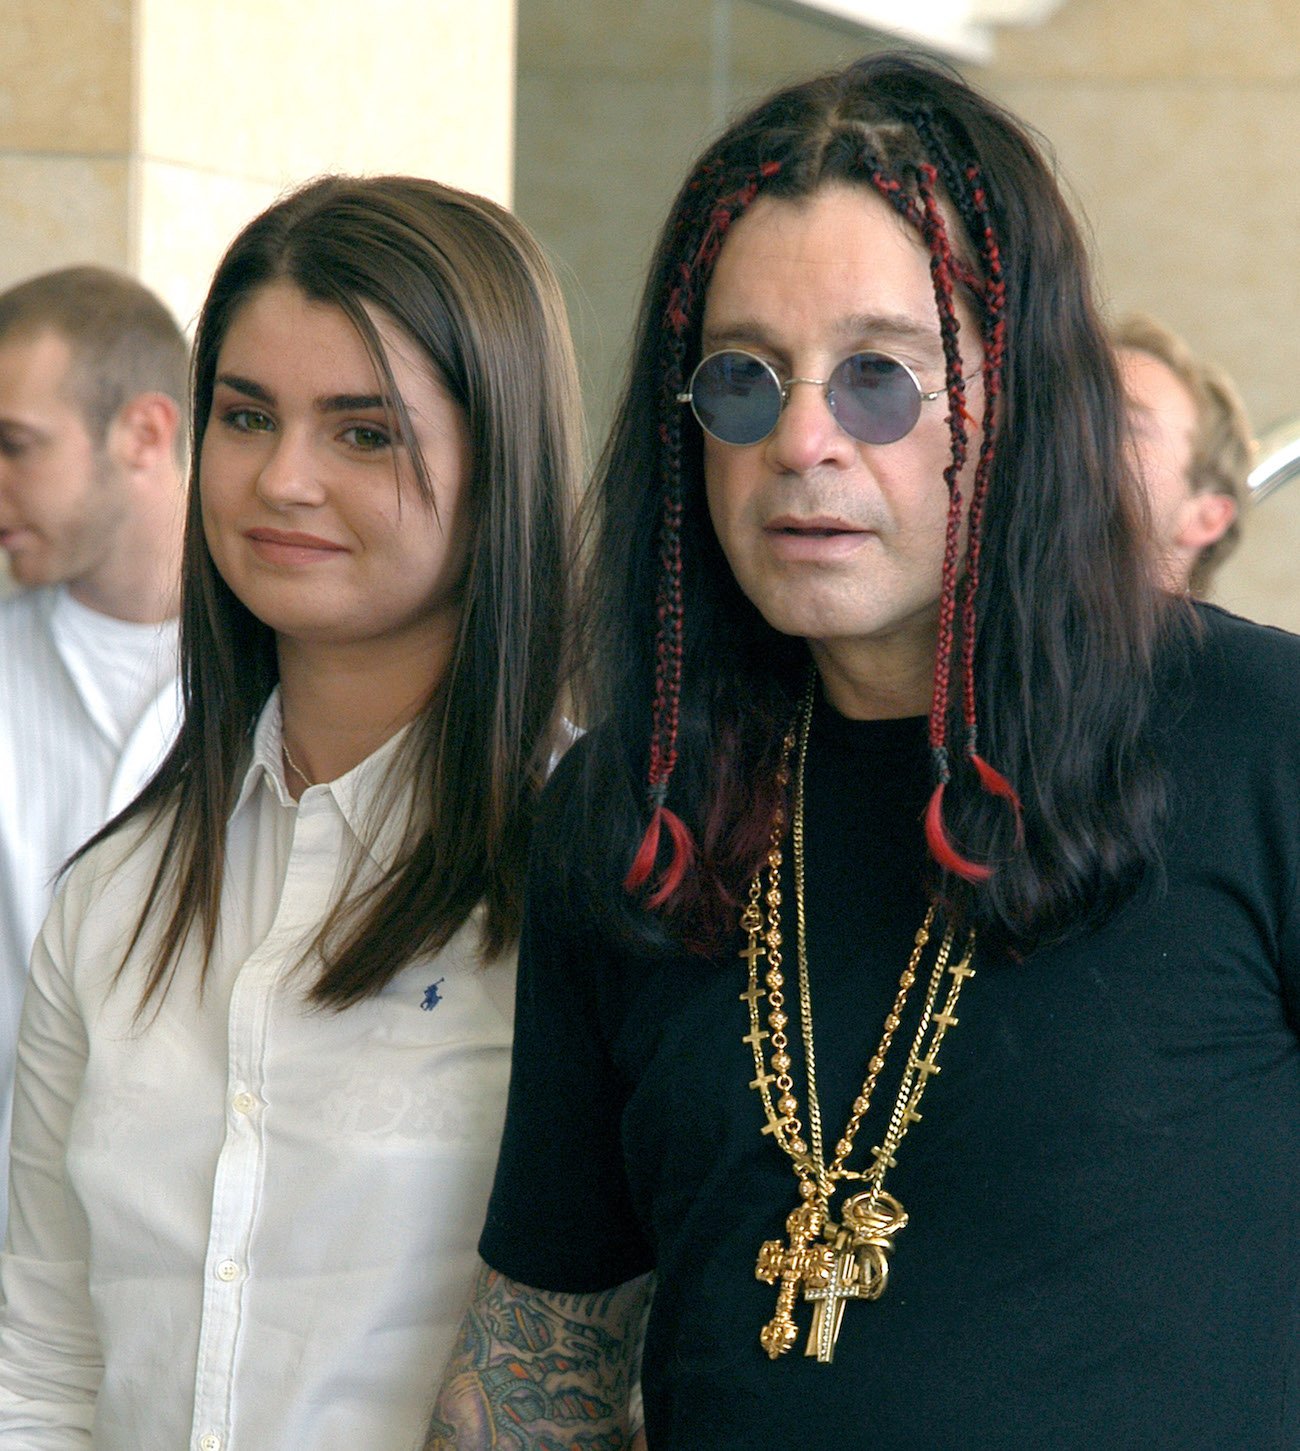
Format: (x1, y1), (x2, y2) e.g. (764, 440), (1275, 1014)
(244, 527), (348, 565)
(764, 514), (871, 561)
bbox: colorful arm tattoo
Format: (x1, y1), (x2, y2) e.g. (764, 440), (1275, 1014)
(425, 1262), (652, 1451)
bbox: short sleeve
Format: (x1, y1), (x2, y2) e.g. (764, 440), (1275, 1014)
(1277, 816), (1300, 1022)
(479, 747), (654, 1292)
(1183, 608), (1300, 1026)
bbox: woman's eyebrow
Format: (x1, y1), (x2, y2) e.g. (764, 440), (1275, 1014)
(214, 372), (274, 403)
(213, 374), (390, 414)
(316, 392), (388, 413)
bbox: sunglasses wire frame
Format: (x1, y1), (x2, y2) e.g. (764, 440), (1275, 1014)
(677, 347), (943, 446)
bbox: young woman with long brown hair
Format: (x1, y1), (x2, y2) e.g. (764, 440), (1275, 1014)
(0, 174), (580, 1449)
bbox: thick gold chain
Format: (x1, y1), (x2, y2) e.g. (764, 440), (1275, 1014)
(790, 688), (933, 1198)
(742, 680), (977, 1360)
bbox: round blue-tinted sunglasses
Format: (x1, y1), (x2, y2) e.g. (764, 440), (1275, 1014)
(678, 348), (943, 447)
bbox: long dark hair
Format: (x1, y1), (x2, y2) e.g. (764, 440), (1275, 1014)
(569, 53), (1170, 960)
(78, 175), (581, 1009)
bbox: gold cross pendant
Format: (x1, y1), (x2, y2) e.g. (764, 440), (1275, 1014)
(754, 1203), (833, 1359)
(803, 1238), (866, 1362)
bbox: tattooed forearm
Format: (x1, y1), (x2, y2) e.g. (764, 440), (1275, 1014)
(425, 1262), (651, 1451)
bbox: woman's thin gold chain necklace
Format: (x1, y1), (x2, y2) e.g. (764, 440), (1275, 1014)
(741, 681), (976, 1363)
(282, 739), (314, 792)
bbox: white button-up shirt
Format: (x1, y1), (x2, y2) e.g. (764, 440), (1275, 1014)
(0, 585), (180, 1239)
(0, 695), (515, 1450)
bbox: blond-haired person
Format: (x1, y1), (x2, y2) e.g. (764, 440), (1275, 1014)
(1114, 311), (1252, 596)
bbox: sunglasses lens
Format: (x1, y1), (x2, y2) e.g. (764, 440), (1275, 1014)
(828, 352), (925, 445)
(689, 352), (781, 446)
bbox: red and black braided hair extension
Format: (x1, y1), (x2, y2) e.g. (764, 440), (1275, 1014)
(579, 53), (1165, 960)
(624, 160), (782, 907)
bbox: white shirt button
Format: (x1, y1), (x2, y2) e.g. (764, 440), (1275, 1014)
(215, 1259), (241, 1282)
(199, 1436), (221, 1451)
(232, 1091), (257, 1115)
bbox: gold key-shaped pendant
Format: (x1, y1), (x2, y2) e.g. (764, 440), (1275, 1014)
(842, 1189), (908, 1301)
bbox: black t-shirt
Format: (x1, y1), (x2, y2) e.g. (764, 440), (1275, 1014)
(482, 605), (1300, 1450)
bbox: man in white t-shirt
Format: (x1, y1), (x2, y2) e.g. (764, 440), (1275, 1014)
(0, 266), (187, 1231)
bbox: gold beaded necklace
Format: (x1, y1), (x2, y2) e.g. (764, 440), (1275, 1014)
(741, 681), (976, 1363)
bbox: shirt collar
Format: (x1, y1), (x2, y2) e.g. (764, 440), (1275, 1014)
(234, 689), (416, 870)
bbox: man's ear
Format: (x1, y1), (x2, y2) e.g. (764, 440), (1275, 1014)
(1174, 490), (1237, 553)
(106, 392), (182, 472)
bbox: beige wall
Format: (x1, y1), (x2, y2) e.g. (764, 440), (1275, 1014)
(516, 0), (883, 438)
(976, 0), (1300, 628)
(1, 0), (517, 333)
(0, 1), (134, 279)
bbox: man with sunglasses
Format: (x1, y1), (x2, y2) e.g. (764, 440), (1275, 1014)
(428, 55), (1300, 1451)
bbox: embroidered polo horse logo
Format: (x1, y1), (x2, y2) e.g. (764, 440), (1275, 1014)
(421, 978), (446, 1011)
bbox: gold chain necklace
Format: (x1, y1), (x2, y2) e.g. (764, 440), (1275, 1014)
(282, 738), (314, 792)
(741, 681), (976, 1363)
